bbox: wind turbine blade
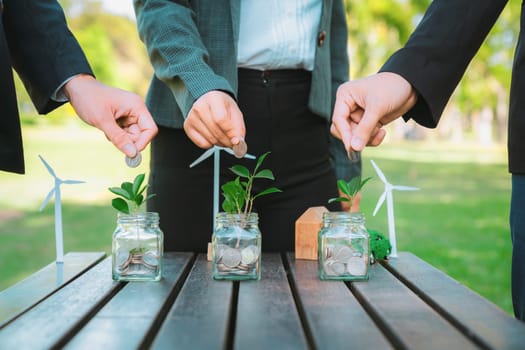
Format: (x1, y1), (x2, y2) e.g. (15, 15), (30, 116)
(62, 180), (85, 185)
(392, 185), (419, 191)
(370, 159), (387, 183)
(189, 147), (215, 168)
(40, 188), (55, 211)
(38, 155), (57, 178)
(373, 191), (387, 216)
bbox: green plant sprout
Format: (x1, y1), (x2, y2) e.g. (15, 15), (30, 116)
(328, 176), (372, 211)
(221, 151), (282, 216)
(109, 173), (156, 214)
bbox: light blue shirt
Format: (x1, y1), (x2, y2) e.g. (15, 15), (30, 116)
(237, 0), (322, 71)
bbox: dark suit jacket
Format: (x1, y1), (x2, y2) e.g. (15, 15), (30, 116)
(0, 0), (92, 174)
(380, 0), (525, 173)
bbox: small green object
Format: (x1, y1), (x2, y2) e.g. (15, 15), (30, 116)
(368, 228), (392, 262)
(221, 151), (282, 216)
(109, 173), (156, 214)
(328, 176), (372, 212)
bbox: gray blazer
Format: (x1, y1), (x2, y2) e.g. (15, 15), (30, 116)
(134, 0), (356, 179)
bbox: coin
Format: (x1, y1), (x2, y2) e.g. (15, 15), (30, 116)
(241, 245), (259, 265)
(347, 149), (360, 163)
(346, 256), (367, 276)
(125, 152), (142, 168)
(333, 245), (353, 263)
(222, 248), (242, 268)
(232, 139), (247, 158)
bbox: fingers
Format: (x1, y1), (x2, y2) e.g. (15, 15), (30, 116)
(185, 91), (246, 149)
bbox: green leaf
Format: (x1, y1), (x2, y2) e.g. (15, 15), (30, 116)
(337, 179), (351, 196)
(121, 182), (134, 199)
(253, 187), (282, 199)
(328, 197), (350, 203)
(132, 173), (145, 195)
(254, 169), (275, 180)
(254, 151), (270, 173)
(112, 198), (130, 214)
(230, 165), (250, 178)
(108, 187), (132, 200)
(134, 193), (144, 207)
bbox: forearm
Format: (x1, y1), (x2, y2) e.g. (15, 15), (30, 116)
(133, 0), (234, 117)
(4, 0), (93, 114)
(380, 0), (507, 127)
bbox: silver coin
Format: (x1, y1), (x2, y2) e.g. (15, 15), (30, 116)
(240, 245), (258, 265)
(346, 256), (367, 276)
(222, 248), (242, 268)
(232, 139), (247, 158)
(333, 245), (353, 263)
(347, 149), (360, 163)
(143, 251), (159, 268)
(125, 152), (142, 168)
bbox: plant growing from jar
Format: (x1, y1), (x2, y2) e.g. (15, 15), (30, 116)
(109, 173), (163, 281)
(212, 151), (281, 280)
(318, 176), (372, 281)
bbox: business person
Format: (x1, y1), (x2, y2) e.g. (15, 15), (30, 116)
(330, 0), (525, 321)
(134, 0), (359, 252)
(1, 0), (158, 174)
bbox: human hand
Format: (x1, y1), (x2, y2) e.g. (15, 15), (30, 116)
(64, 74), (158, 158)
(184, 90), (246, 149)
(330, 72), (417, 153)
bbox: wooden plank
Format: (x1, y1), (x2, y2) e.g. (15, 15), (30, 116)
(235, 253), (308, 349)
(0, 257), (120, 349)
(151, 254), (233, 350)
(63, 252), (193, 349)
(384, 252), (525, 350)
(286, 253), (393, 349)
(0, 252), (106, 327)
(351, 260), (479, 350)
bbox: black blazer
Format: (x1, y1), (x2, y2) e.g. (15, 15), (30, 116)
(380, 0), (524, 173)
(0, 0), (92, 174)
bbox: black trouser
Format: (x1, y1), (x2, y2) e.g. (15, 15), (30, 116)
(148, 68), (339, 252)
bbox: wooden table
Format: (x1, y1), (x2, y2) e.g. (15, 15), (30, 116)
(1, 252), (524, 349)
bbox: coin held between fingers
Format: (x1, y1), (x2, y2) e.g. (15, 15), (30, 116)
(125, 152), (142, 168)
(347, 149), (360, 163)
(232, 138), (248, 158)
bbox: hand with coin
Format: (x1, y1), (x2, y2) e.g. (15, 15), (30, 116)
(330, 72), (418, 154)
(183, 90), (246, 151)
(64, 74), (158, 160)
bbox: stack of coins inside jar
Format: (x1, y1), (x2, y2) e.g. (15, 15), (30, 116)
(322, 244), (368, 277)
(214, 244), (260, 276)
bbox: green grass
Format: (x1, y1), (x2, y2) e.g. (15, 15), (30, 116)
(0, 122), (514, 316)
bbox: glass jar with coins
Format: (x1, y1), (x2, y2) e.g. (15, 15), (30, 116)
(212, 212), (261, 280)
(318, 212), (369, 281)
(112, 212), (163, 281)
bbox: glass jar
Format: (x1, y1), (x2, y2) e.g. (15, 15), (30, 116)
(112, 212), (163, 281)
(212, 212), (261, 280)
(318, 212), (369, 281)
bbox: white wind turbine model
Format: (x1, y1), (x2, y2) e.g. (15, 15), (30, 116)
(370, 159), (419, 258)
(39, 155), (85, 264)
(190, 146), (255, 225)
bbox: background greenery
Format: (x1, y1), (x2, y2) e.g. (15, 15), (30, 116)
(0, 0), (516, 316)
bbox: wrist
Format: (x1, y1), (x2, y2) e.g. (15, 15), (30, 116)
(63, 74), (96, 100)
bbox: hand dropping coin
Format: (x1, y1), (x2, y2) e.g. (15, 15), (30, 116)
(125, 152), (142, 168)
(232, 139), (248, 158)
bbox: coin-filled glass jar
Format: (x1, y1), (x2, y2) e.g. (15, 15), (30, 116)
(318, 212), (369, 281)
(112, 212), (163, 281)
(212, 212), (261, 280)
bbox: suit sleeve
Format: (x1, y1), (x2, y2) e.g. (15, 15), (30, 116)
(379, 0), (507, 128)
(4, 0), (93, 114)
(133, 0), (235, 118)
